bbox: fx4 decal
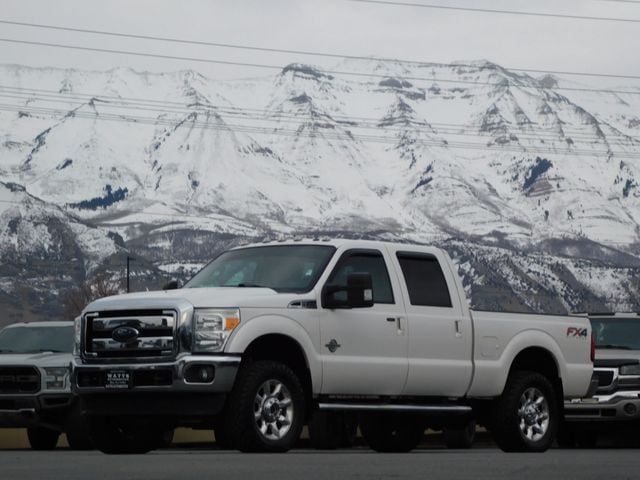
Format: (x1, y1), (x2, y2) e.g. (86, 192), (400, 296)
(567, 327), (588, 338)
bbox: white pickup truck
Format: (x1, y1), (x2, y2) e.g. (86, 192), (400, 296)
(72, 239), (593, 454)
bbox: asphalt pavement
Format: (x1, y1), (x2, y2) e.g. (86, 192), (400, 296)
(1, 447), (639, 480)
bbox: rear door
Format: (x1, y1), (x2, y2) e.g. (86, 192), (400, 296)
(386, 246), (473, 397)
(319, 248), (409, 395)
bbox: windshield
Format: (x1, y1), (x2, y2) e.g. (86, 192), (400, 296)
(591, 318), (640, 351)
(0, 325), (74, 354)
(184, 245), (336, 293)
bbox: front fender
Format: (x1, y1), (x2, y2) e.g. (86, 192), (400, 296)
(225, 314), (321, 394)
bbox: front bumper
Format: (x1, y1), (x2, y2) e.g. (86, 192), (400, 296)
(72, 354), (240, 394)
(564, 394), (640, 422)
(0, 394), (75, 428)
(72, 355), (240, 422)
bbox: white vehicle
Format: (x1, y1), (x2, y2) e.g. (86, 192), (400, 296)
(72, 239), (593, 454)
(0, 321), (91, 450)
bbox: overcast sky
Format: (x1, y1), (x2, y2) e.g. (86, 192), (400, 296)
(1, 0), (639, 85)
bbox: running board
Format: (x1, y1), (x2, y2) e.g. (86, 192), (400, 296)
(318, 403), (471, 413)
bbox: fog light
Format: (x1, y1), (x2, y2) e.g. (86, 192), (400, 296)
(185, 364), (215, 383)
(623, 403), (637, 416)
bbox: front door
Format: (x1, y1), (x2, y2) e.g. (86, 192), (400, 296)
(319, 248), (408, 395)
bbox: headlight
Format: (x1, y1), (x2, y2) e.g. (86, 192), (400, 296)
(44, 366), (70, 390)
(73, 316), (82, 356)
(193, 308), (240, 352)
(620, 364), (640, 375)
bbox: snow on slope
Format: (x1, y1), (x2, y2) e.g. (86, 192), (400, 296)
(0, 60), (638, 320)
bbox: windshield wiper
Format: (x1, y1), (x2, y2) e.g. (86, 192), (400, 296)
(223, 283), (268, 288)
(0, 349), (16, 353)
(598, 344), (633, 350)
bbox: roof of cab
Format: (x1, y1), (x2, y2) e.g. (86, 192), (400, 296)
(232, 237), (444, 252)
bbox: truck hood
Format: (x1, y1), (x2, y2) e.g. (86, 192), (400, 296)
(85, 287), (312, 312)
(0, 352), (72, 368)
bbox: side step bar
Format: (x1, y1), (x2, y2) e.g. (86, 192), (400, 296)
(318, 403), (471, 413)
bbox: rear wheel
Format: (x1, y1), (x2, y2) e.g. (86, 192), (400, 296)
(27, 426), (60, 450)
(443, 419), (476, 449)
(360, 414), (424, 453)
(222, 360), (306, 452)
(490, 370), (558, 452)
(87, 417), (166, 454)
(308, 411), (358, 449)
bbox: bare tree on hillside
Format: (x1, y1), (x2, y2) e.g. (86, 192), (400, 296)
(63, 275), (122, 318)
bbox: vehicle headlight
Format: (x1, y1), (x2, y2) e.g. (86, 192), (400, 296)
(73, 316), (82, 356)
(44, 366), (70, 390)
(620, 364), (640, 375)
(193, 308), (240, 352)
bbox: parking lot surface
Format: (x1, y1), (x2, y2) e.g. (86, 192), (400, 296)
(2, 447), (639, 480)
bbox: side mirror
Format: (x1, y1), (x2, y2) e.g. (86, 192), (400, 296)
(163, 279), (179, 290)
(322, 273), (374, 309)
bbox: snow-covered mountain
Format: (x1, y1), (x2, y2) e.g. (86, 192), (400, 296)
(0, 60), (638, 324)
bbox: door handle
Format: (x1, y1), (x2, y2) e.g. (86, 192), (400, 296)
(454, 320), (462, 338)
(386, 317), (396, 322)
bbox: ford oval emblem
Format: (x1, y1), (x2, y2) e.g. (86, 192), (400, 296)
(112, 326), (139, 344)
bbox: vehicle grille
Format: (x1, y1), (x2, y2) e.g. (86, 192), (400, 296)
(0, 367), (40, 393)
(84, 309), (177, 360)
(593, 369), (615, 390)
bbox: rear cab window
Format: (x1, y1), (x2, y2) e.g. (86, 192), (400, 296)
(395, 252), (453, 308)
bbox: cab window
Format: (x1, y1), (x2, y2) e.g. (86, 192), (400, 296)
(327, 250), (394, 304)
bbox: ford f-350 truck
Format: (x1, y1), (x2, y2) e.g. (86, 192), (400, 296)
(72, 240), (593, 454)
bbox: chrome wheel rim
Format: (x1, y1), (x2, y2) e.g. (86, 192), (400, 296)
(518, 387), (550, 442)
(253, 379), (294, 441)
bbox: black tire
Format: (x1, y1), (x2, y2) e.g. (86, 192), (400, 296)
(221, 360), (306, 452)
(213, 425), (233, 450)
(87, 417), (165, 454)
(308, 411), (358, 450)
(27, 426), (60, 450)
(65, 407), (93, 450)
(490, 370), (558, 453)
(360, 414), (424, 453)
(443, 419), (476, 449)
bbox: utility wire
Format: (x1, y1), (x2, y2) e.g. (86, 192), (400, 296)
(2, 89), (633, 143)
(348, 0), (640, 23)
(1, 37), (640, 96)
(1, 84), (622, 138)
(2, 102), (639, 159)
(0, 19), (639, 80)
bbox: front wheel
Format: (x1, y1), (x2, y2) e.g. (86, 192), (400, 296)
(360, 414), (424, 453)
(221, 360), (306, 452)
(27, 426), (60, 450)
(490, 371), (558, 452)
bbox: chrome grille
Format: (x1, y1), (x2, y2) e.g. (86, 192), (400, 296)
(84, 310), (176, 359)
(0, 367), (40, 393)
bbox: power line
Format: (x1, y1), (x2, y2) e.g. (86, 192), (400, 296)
(2, 102), (639, 159)
(3, 89), (634, 143)
(1, 19), (639, 80)
(348, 0), (640, 23)
(2, 84), (623, 139)
(1, 37), (640, 96)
